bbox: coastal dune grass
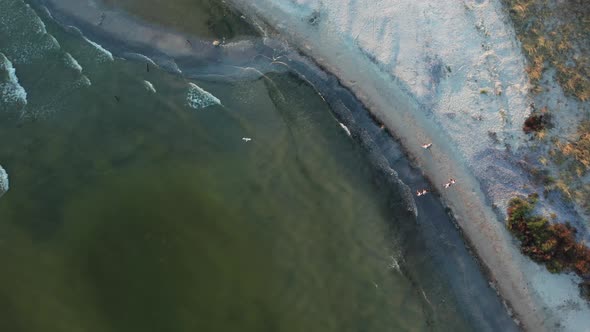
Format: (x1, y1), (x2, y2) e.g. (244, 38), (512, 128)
(549, 121), (590, 215)
(507, 194), (590, 299)
(559, 121), (590, 171)
(506, 0), (590, 218)
(503, 0), (590, 100)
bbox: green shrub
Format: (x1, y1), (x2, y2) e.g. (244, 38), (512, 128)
(507, 196), (590, 281)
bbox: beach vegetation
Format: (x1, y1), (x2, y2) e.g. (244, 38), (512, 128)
(508, 0), (590, 253)
(507, 195), (590, 282)
(529, 167), (554, 187)
(523, 108), (551, 134)
(558, 121), (590, 171)
(535, 129), (547, 140)
(502, 0), (590, 101)
(548, 121), (590, 214)
(539, 156), (548, 166)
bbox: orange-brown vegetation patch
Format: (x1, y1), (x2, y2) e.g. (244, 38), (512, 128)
(502, 0), (590, 101)
(507, 195), (590, 284)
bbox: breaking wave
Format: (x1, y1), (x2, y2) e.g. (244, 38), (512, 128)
(77, 75), (92, 87)
(0, 52), (28, 108)
(0, 165), (9, 197)
(143, 80), (156, 93)
(0, 1), (60, 64)
(187, 82), (221, 109)
(63, 52), (82, 72)
(82, 36), (114, 62)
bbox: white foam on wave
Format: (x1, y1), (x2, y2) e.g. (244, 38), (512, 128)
(162, 59), (182, 74)
(0, 1), (60, 64)
(39, 5), (54, 20)
(48, 34), (61, 49)
(77, 75), (92, 87)
(65, 25), (83, 36)
(187, 82), (220, 109)
(63, 52), (82, 72)
(0, 53), (28, 107)
(386, 166), (418, 218)
(82, 36), (114, 61)
(143, 80), (156, 93)
(26, 3), (48, 34)
(4, 33), (61, 65)
(400, 177), (418, 218)
(0, 165), (9, 197)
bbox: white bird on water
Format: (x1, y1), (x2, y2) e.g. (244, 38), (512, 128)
(421, 143), (432, 149)
(242, 137), (252, 142)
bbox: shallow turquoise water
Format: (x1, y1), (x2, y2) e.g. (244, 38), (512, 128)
(0, 0), (515, 331)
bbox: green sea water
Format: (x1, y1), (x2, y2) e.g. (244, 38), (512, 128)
(0, 0), (511, 331)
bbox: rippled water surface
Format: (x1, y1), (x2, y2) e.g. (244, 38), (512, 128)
(0, 0), (517, 331)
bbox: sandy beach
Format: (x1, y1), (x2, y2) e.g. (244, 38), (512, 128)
(223, 0), (590, 331)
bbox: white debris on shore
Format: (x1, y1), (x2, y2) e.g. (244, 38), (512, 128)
(0, 165), (9, 197)
(227, 0), (590, 330)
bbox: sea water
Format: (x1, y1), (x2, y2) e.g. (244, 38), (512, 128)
(0, 0), (517, 331)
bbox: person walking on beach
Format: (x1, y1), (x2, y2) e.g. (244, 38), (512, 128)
(444, 178), (456, 188)
(416, 189), (429, 197)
